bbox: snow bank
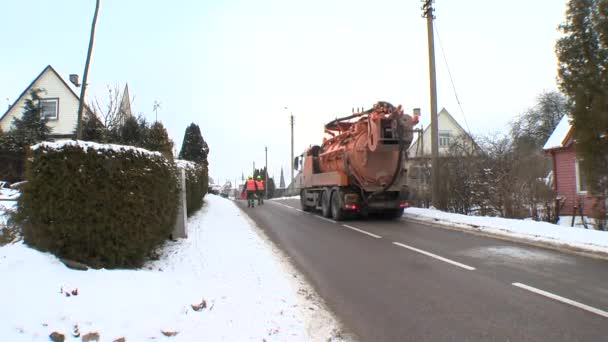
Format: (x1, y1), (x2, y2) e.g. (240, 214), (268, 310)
(404, 207), (608, 255)
(0, 195), (341, 341)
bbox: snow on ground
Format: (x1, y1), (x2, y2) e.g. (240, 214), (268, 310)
(403, 207), (608, 255)
(0, 195), (343, 341)
(0, 188), (20, 201)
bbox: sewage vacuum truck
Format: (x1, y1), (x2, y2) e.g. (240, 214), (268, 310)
(295, 101), (419, 220)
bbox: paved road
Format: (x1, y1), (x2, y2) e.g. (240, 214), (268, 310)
(235, 198), (608, 341)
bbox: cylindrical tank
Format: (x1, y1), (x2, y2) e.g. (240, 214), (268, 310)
(318, 102), (418, 190)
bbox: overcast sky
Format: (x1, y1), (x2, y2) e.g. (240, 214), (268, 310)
(1, 0), (568, 186)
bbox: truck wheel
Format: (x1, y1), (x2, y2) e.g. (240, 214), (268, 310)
(300, 190), (312, 211)
(321, 189), (332, 218)
(331, 189), (345, 221)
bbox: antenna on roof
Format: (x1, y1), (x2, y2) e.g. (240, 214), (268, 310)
(153, 100), (161, 122)
(69, 74), (81, 87)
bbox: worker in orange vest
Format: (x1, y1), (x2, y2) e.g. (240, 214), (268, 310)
(242, 176), (258, 208)
(256, 176), (265, 205)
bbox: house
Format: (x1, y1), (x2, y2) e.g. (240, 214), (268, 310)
(407, 108), (476, 158)
(406, 108), (477, 205)
(0, 65), (87, 140)
(543, 115), (601, 218)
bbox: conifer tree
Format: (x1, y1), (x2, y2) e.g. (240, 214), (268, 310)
(178, 123), (209, 164)
(556, 0), (608, 195)
(146, 121), (174, 159)
(11, 89), (52, 147)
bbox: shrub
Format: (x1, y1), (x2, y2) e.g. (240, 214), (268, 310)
(176, 159), (206, 216)
(18, 141), (178, 268)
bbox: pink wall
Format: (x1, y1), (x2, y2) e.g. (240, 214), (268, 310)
(553, 146), (600, 216)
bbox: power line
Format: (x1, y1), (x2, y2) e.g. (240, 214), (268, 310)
(433, 20), (473, 136)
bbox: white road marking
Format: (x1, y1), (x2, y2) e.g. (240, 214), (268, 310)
(317, 216), (336, 224)
(512, 282), (608, 318)
(392, 242), (476, 270)
(274, 202), (293, 209)
(342, 224), (382, 239)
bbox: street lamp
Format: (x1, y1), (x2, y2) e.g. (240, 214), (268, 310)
(282, 106), (295, 187)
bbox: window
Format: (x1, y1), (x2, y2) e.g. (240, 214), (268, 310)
(439, 131), (451, 147)
(40, 98), (59, 120)
(575, 159), (588, 193)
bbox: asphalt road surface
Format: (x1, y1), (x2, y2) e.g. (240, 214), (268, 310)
(235, 197), (608, 342)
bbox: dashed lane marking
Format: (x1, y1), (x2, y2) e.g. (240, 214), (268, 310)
(316, 216), (336, 224)
(342, 224), (382, 239)
(392, 242), (476, 270)
(512, 282), (608, 318)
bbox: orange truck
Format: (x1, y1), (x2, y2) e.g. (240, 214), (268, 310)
(295, 101), (419, 220)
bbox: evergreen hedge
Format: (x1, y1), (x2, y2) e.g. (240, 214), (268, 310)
(18, 141), (178, 269)
(176, 159), (207, 216)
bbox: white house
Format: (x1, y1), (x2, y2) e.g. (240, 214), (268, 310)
(408, 108), (476, 158)
(0, 65), (87, 140)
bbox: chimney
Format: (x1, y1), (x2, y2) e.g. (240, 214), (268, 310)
(69, 74), (81, 87)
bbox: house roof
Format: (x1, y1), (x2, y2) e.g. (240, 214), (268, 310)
(0, 65), (86, 124)
(408, 107), (475, 152)
(543, 114), (572, 151)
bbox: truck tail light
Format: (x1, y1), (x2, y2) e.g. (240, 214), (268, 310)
(399, 201), (409, 208)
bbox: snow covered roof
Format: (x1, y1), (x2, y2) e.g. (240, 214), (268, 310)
(543, 115), (572, 151)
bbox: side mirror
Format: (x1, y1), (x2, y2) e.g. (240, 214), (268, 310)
(294, 156), (300, 171)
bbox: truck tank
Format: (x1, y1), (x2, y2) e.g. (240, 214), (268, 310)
(317, 101), (417, 191)
(298, 101), (419, 220)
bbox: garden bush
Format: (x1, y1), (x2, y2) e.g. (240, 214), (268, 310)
(175, 159), (207, 216)
(18, 141), (178, 268)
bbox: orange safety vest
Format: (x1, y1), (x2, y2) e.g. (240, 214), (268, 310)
(256, 180), (264, 190)
(246, 179), (257, 191)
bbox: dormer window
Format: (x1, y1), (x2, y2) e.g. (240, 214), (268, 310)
(40, 98), (59, 120)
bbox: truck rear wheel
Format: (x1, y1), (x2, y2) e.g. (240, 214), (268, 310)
(331, 189), (345, 221)
(321, 189), (332, 218)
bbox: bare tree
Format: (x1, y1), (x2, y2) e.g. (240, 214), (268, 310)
(91, 84), (131, 133)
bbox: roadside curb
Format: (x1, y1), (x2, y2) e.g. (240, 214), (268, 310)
(401, 214), (608, 261)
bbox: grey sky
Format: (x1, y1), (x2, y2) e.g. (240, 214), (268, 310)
(0, 0), (568, 185)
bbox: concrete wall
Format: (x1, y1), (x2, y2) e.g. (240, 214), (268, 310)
(172, 168), (188, 239)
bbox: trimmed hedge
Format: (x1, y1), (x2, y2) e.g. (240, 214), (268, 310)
(18, 141), (178, 269)
(176, 159), (207, 216)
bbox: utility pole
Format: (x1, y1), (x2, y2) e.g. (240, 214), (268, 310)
(290, 114), (294, 186)
(265, 146), (268, 198)
(422, 0), (440, 208)
(76, 0), (101, 140)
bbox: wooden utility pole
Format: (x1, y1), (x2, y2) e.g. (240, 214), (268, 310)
(422, 0), (440, 207)
(76, 0), (101, 140)
(290, 114), (294, 185)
